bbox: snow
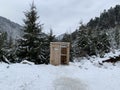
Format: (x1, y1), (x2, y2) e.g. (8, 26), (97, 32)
(0, 51), (120, 90)
(20, 60), (34, 65)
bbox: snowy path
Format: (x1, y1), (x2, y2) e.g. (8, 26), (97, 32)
(0, 63), (120, 90)
(54, 77), (86, 90)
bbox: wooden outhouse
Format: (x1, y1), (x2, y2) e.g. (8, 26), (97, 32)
(50, 42), (70, 66)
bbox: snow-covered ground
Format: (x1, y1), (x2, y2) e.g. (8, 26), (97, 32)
(0, 50), (120, 90)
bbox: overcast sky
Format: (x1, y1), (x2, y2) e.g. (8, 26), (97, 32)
(0, 0), (120, 35)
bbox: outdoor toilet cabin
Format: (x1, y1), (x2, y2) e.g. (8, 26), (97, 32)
(50, 42), (70, 66)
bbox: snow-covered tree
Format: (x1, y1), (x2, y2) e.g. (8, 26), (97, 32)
(61, 32), (74, 61)
(114, 25), (120, 49)
(3, 35), (17, 63)
(0, 32), (6, 61)
(43, 29), (56, 64)
(16, 2), (47, 64)
(75, 25), (91, 57)
(95, 29), (110, 57)
(47, 29), (55, 42)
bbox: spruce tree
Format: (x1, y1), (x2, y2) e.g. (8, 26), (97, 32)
(4, 36), (17, 63)
(114, 25), (120, 49)
(16, 2), (46, 64)
(75, 25), (92, 57)
(62, 33), (71, 42)
(95, 29), (110, 57)
(61, 32), (74, 61)
(47, 29), (55, 43)
(44, 29), (55, 64)
(0, 32), (7, 62)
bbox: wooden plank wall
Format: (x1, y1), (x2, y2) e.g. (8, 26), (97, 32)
(50, 42), (70, 66)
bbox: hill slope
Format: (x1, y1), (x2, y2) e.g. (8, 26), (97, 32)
(0, 16), (22, 40)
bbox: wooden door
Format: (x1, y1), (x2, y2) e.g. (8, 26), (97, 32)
(50, 44), (61, 65)
(61, 47), (67, 64)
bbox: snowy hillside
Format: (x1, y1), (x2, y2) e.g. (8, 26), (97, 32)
(0, 16), (22, 40)
(0, 50), (120, 90)
(56, 34), (64, 40)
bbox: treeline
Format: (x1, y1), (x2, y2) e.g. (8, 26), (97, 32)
(1, 3), (120, 64)
(62, 5), (120, 58)
(0, 3), (56, 64)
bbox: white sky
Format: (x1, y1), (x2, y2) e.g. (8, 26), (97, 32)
(0, 0), (120, 35)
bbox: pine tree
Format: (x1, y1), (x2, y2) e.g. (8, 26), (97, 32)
(95, 29), (110, 57)
(61, 32), (74, 61)
(114, 25), (120, 49)
(44, 29), (55, 64)
(0, 32), (7, 62)
(62, 33), (71, 42)
(47, 29), (55, 42)
(4, 36), (17, 63)
(16, 2), (46, 64)
(75, 25), (91, 57)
